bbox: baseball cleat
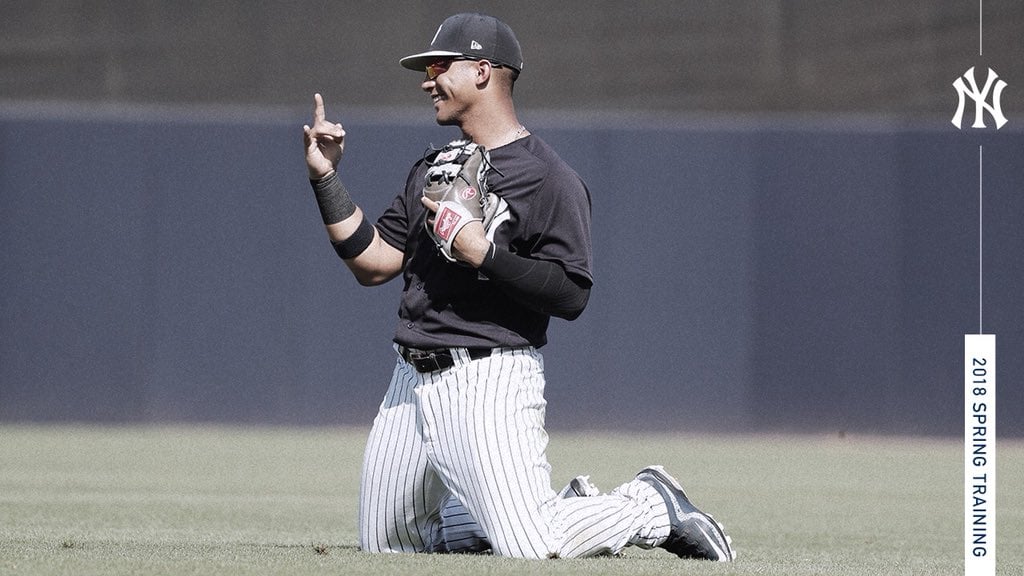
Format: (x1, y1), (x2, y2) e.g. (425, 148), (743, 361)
(558, 475), (601, 498)
(636, 465), (736, 562)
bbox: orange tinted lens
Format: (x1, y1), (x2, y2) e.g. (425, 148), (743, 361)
(425, 62), (446, 79)
(425, 60), (451, 80)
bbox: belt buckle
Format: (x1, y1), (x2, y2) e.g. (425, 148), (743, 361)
(405, 347), (453, 373)
(405, 348), (430, 362)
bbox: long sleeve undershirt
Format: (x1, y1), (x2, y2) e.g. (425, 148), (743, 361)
(478, 244), (591, 321)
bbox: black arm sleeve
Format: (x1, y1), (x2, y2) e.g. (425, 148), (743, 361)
(478, 244), (591, 321)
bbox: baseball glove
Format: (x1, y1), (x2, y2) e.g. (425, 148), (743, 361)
(422, 140), (498, 262)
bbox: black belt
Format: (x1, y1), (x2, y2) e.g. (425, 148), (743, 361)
(398, 346), (493, 373)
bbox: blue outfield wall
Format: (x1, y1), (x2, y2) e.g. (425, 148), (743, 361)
(1, 105), (1021, 435)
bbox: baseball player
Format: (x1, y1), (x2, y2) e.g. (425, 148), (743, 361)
(302, 12), (735, 560)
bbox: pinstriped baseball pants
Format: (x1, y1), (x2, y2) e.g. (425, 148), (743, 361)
(358, 346), (662, 558)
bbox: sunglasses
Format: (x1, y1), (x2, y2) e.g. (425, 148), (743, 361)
(425, 57), (503, 80)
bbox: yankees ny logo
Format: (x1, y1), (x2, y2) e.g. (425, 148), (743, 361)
(952, 67), (1008, 129)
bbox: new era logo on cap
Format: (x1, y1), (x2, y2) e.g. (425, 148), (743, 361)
(471, 41), (483, 50)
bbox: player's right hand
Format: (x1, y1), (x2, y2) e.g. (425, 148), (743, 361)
(303, 93), (345, 180)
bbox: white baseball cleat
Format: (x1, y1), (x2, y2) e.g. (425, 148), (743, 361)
(558, 475), (601, 498)
(636, 465), (736, 561)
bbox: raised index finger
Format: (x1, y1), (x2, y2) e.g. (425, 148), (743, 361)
(312, 93), (325, 123)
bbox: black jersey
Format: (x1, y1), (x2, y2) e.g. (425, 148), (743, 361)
(375, 135), (593, 350)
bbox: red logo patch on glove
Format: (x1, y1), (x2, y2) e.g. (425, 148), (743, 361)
(435, 207), (462, 241)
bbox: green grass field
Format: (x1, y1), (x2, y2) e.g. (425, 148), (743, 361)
(1, 425), (1021, 575)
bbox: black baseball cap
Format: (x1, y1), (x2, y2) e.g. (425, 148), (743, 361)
(400, 13), (523, 74)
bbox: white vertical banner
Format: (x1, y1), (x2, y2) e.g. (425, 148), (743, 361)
(964, 334), (995, 576)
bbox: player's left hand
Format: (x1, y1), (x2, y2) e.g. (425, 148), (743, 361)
(421, 196), (490, 267)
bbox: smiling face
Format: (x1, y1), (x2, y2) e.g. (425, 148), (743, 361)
(421, 58), (488, 126)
